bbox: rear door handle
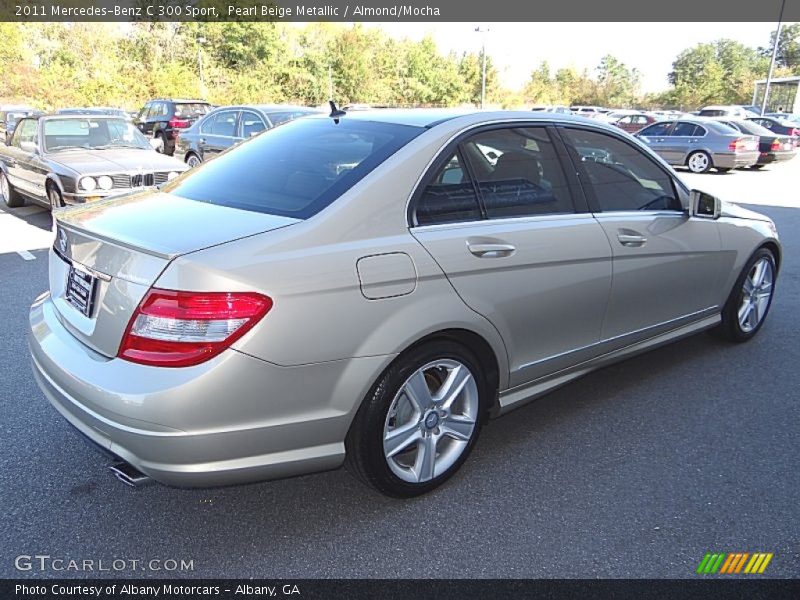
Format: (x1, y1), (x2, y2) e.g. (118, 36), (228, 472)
(467, 243), (516, 258)
(617, 234), (647, 247)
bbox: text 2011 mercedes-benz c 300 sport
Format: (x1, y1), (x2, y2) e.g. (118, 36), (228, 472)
(28, 110), (781, 497)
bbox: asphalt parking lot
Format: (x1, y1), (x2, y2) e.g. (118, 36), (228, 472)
(1, 161), (798, 579)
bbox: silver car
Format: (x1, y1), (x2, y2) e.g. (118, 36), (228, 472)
(636, 118), (760, 173)
(28, 110), (781, 497)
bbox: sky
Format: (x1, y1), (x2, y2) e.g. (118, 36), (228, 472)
(365, 22), (792, 93)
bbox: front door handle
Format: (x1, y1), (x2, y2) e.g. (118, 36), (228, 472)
(617, 234), (647, 247)
(467, 243), (516, 258)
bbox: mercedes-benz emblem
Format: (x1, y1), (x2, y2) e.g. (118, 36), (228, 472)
(57, 227), (68, 255)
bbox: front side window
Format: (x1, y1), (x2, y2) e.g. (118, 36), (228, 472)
(461, 127), (574, 218)
(165, 117), (424, 219)
(638, 122), (673, 137)
(414, 152), (481, 226)
(560, 128), (682, 212)
(240, 112), (266, 138)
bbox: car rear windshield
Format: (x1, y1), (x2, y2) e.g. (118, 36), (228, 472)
(174, 103), (211, 116)
(165, 117), (424, 219)
(698, 110), (727, 117)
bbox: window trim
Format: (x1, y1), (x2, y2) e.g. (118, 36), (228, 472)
(407, 121), (586, 228)
(553, 124), (688, 215)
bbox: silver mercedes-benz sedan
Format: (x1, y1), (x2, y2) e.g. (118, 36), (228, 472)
(28, 110), (781, 497)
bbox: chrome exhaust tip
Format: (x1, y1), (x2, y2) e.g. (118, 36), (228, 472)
(109, 461), (152, 487)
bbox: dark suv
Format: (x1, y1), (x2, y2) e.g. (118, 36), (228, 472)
(134, 99), (212, 156)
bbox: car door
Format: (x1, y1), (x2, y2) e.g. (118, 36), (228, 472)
(558, 126), (724, 345)
(199, 109), (240, 159)
(635, 121), (674, 162)
(410, 124), (613, 386)
(659, 122), (702, 164)
(5, 118), (42, 196)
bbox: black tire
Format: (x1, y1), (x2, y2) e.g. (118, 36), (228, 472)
(751, 164), (766, 170)
(0, 170), (24, 208)
(716, 167), (732, 173)
(717, 248), (777, 343)
(345, 340), (489, 498)
(686, 150), (712, 174)
(47, 181), (64, 210)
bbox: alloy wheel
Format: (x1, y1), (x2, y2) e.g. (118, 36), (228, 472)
(383, 359), (479, 484)
(688, 152), (709, 173)
(187, 155), (201, 168)
(738, 257), (774, 333)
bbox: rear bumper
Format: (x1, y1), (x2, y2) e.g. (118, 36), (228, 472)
(28, 292), (388, 487)
(713, 151), (759, 169)
(758, 150), (796, 164)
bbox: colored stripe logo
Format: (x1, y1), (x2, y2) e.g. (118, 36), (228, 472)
(697, 552), (773, 574)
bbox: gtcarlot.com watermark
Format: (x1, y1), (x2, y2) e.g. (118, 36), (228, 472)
(14, 554), (194, 573)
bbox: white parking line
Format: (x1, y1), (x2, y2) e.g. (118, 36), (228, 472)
(17, 250), (36, 261)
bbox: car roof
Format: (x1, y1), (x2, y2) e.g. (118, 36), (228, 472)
(302, 108), (629, 130)
(209, 104), (323, 113)
(150, 99), (209, 104)
(37, 114), (129, 121)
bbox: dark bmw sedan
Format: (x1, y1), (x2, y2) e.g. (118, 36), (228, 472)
(716, 119), (796, 169)
(176, 105), (322, 167)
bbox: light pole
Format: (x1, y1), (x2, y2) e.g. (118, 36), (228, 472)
(197, 36), (207, 97)
(475, 26), (489, 109)
(761, 0), (787, 115)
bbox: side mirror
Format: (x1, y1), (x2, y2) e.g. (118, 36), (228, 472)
(19, 141), (38, 154)
(689, 189), (721, 219)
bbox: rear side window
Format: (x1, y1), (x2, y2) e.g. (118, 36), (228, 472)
(165, 118), (423, 219)
(415, 152), (481, 226)
(241, 112), (266, 137)
(560, 128), (681, 212)
(462, 127), (573, 218)
(672, 122), (700, 136)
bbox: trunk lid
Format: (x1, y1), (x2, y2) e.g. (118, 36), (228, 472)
(50, 191), (300, 357)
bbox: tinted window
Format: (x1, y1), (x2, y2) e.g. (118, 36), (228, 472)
(638, 122), (673, 137)
(208, 111), (238, 136)
(698, 109), (727, 117)
(672, 122), (699, 136)
(561, 128), (681, 212)
(462, 127), (573, 218)
(414, 152), (481, 226)
(174, 103), (210, 117)
(166, 118), (423, 219)
(241, 112), (266, 137)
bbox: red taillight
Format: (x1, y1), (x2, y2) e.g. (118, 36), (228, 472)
(792, 128), (800, 137)
(168, 116), (190, 128)
(118, 289), (273, 367)
(728, 138), (752, 152)
(771, 139), (782, 151)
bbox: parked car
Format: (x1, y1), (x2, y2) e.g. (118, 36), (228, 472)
(176, 105), (322, 167)
(747, 116), (800, 146)
(739, 105), (763, 116)
(0, 106), (40, 143)
(765, 112), (800, 123)
(636, 119), (759, 173)
(134, 99), (212, 156)
(698, 105), (755, 119)
(57, 107), (131, 119)
(0, 114), (188, 210)
(28, 110), (780, 497)
(570, 106), (607, 118)
(609, 112), (657, 133)
(714, 119), (796, 168)
(530, 105), (572, 114)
